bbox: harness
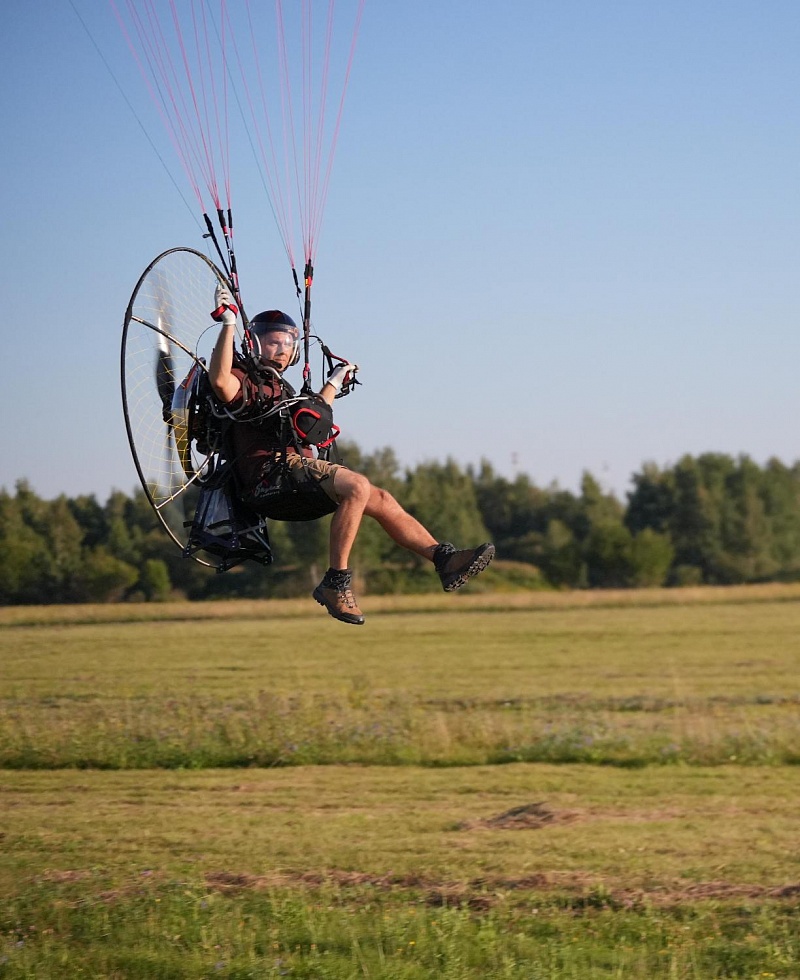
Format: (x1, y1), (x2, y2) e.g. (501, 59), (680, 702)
(230, 358), (341, 523)
(175, 362), (272, 570)
(180, 355), (340, 569)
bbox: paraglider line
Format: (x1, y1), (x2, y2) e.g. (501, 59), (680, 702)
(68, 0), (201, 229)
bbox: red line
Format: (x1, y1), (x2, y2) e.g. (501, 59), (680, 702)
(111, 0), (204, 209)
(309, 0), (336, 258)
(237, 0), (296, 266)
(313, 0), (365, 258)
(276, 0), (305, 261)
(110, 0), (365, 275)
(167, 0), (219, 206)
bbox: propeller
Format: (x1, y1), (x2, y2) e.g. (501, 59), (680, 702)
(155, 320), (175, 422)
(154, 315), (185, 497)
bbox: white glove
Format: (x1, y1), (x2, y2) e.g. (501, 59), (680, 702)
(326, 362), (359, 392)
(211, 283), (238, 326)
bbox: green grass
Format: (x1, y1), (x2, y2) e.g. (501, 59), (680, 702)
(4, 765), (800, 888)
(2, 591), (799, 768)
(1, 589), (799, 976)
(0, 765), (800, 980)
(3, 886), (798, 978)
(2, 765), (800, 978)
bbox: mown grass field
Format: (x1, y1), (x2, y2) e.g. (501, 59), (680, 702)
(1, 587), (799, 977)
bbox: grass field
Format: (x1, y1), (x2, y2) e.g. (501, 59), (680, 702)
(1, 587), (799, 977)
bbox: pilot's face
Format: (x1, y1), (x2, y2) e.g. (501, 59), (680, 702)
(259, 330), (295, 372)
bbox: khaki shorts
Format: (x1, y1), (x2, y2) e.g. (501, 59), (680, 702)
(283, 453), (344, 504)
(248, 453), (345, 521)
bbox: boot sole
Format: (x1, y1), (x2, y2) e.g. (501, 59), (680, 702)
(441, 544), (496, 592)
(312, 587), (365, 625)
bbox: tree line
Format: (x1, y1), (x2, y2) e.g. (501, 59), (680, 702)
(2, 446), (800, 604)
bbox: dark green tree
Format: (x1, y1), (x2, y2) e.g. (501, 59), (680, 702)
(139, 558), (172, 601)
(0, 490), (53, 604)
(472, 461), (548, 563)
(626, 463), (675, 536)
(629, 528), (674, 587)
(585, 521), (633, 588)
(68, 494), (108, 550)
(404, 458), (489, 549)
(668, 454), (726, 582)
(539, 519), (584, 588)
(78, 548), (140, 602)
(716, 455), (774, 582)
(761, 458), (800, 575)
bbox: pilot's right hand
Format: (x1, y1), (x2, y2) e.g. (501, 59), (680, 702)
(211, 283), (238, 326)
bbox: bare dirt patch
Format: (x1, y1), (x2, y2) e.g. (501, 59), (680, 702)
(203, 868), (800, 912)
(457, 801), (581, 830)
(38, 869), (96, 884)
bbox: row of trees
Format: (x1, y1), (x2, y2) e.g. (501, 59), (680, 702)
(3, 447), (800, 604)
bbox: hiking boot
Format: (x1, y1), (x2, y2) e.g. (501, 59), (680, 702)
(434, 542), (496, 592)
(312, 568), (365, 625)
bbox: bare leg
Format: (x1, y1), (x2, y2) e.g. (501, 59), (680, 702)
(328, 470), (370, 569)
(329, 470), (437, 569)
(316, 470), (492, 624)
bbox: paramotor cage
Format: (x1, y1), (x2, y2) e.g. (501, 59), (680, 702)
(121, 246), (272, 571)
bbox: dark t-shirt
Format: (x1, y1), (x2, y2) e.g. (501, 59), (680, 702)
(227, 367), (312, 488)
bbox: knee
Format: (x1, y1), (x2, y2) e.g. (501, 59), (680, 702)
(337, 471), (371, 505)
(366, 485), (398, 517)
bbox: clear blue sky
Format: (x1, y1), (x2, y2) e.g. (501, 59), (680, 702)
(4, 1), (800, 502)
